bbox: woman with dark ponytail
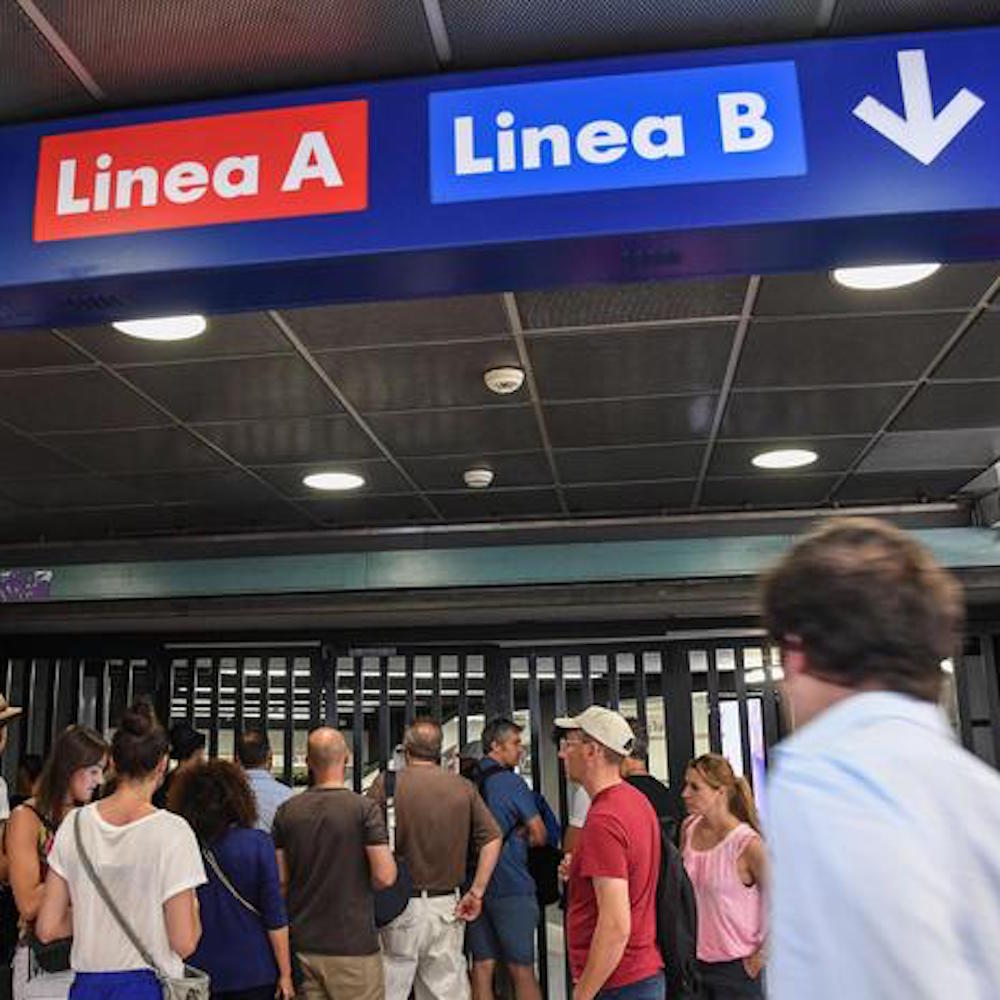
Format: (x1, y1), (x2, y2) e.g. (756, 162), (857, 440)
(680, 754), (768, 999)
(36, 702), (207, 1000)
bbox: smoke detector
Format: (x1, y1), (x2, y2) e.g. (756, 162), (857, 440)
(463, 467), (495, 489)
(483, 366), (525, 395)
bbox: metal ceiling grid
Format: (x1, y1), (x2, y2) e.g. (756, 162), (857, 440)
(830, 0), (1000, 36)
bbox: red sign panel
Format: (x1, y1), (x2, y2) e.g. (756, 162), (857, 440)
(34, 100), (368, 242)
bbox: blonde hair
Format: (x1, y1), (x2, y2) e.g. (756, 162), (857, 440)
(689, 753), (762, 835)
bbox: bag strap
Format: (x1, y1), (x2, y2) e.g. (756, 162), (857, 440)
(475, 764), (518, 845)
(202, 847), (260, 917)
(73, 810), (164, 978)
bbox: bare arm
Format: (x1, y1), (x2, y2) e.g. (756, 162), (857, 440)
(267, 926), (294, 1000)
(275, 848), (289, 898)
(35, 870), (72, 943)
(525, 815), (547, 848)
(163, 888), (201, 959)
(741, 837), (769, 977)
(7, 807), (45, 922)
(572, 877), (631, 1000)
(456, 836), (502, 921)
(365, 844), (397, 891)
(563, 824), (583, 855)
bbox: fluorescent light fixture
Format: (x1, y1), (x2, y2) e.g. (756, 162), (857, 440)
(303, 471), (365, 491)
(751, 448), (818, 470)
(831, 263), (941, 291)
(112, 314), (207, 341)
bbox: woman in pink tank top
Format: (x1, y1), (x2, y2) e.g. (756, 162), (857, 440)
(681, 754), (767, 1000)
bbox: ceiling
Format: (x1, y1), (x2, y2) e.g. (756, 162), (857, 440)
(1, 0), (1000, 551)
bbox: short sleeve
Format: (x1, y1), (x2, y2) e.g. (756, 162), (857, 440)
(577, 812), (628, 881)
(367, 773), (386, 809)
(363, 798), (389, 847)
(470, 788), (502, 849)
(509, 778), (540, 825)
(160, 816), (207, 903)
(254, 832), (288, 931)
(271, 802), (288, 850)
(568, 784), (590, 828)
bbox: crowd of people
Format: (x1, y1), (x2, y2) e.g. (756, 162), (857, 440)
(0, 516), (998, 999)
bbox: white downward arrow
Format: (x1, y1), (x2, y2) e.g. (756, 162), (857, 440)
(853, 49), (985, 165)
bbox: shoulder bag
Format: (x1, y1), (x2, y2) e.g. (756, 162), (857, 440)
(73, 810), (210, 1000)
(373, 770), (414, 927)
(202, 847), (260, 917)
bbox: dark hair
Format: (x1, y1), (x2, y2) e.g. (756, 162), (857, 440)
(17, 754), (43, 793)
(404, 717), (442, 761)
(112, 701), (169, 779)
(625, 718), (649, 763)
(235, 727), (270, 769)
(169, 760), (257, 844)
(762, 517), (964, 702)
(36, 726), (108, 822)
(481, 716), (521, 755)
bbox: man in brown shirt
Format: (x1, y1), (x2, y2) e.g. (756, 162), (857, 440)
(369, 718), (501, 1000)
(274, 727), (397, 1000)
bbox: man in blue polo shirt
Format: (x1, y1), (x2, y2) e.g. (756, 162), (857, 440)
(467, 717), (547, 1000)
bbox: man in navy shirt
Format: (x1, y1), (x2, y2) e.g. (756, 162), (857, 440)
(467, 717), (547, 1000)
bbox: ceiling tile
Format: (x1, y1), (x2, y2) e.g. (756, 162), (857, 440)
(116, 470), (278, 505)
(35, 0), (437, 105)
(934, 312), (1000, 380)
(531, 325), (734, 399)
(565, 481), (695, 515)
(195, 416), (379, 466)
(304, 494), (433, 527)
(161, 501), (313, 535)
(755, 263), (999, 317)
(0, 475), (147, 509)
(404, 452), (553, 491)
(722, 386), (907, 438)
(831, 0), (1000, 35)
(66, 312), (290, 366)
(255, 461), (411, 498)
(738, 314), (955, 387)
(517, 278), (747, 330)
(893, 382), (1000, 431)
(835, 469), (982, 503)
(124, 356), (339, 422)
(317, 340), (522, 411)
(0, 330), (89, 371)
(0, 428), (84, 478)
(0, 370), (166, 432)
(860, 428), (1000, 473)
(370, 407), (542, 456)
(36, 427), (228, 473)
(556, 443), (704, 484)
(709, 437), (867, 477)
(0, 507), (178, 543)
(281, 295), (510, 350)
(429, 489), (563, 521)
(700, 475), (836, 508)
(547, 396), (716, 447)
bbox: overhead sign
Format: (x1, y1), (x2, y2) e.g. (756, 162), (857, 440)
(429, 61), (807, 203)
(0, 26), (998, 327)
(33, 100), (368, 242)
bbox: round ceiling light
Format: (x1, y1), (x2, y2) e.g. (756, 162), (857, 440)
(302, 471), (365, 491)
(112, 314), (207, 341)
(831, 263), (941, 291)
(483, 366), (525, 395)
(751, 448), (818, 470)
(463, 467), (495, 489)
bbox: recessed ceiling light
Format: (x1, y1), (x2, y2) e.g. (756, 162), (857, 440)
(463, 467), (495, 489)
(831, 263), (941, 291)
(941, 658), (955, 675)
(112, 314), (207, 341)
(302, 471), (365, 491)
(752, 448), (818, 470)
(483, 366), (525, 395)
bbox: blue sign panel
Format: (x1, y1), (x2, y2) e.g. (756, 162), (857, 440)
(429, 62), (807, 203)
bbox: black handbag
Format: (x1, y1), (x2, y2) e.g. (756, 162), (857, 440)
(26, 931), (72, 975)
(373, 770), (414, 927)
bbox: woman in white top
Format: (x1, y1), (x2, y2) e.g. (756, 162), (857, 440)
(36, 703), (206, 1000)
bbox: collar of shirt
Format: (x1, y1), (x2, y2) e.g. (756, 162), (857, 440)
(775, 690), (952, 763)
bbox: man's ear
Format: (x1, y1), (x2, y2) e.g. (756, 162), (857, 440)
(780, 635), (808, 679)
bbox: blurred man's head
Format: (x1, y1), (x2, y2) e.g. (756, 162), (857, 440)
(762, 517), (963, 728)
(403, 718), (443, 764)
(482, 716), (523, 769)
(235, 727), (271, 771)
(621, 718), (649, 777)
(307, 727), (348, 783)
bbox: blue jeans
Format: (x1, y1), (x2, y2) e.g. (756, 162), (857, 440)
(70, 970), (161, 1000)
(597, 972), (666, 999)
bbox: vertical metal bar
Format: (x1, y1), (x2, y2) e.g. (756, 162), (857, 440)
(379, 657), (391, 770)
(663, 644), (695, 818)
(553, 656), (569, 828)
(281, 658), (292, 784)
(76, 658), (85, 725)
(234, 658), (245, 738)
(102, 659), (112, 738)
(526, 655), (548, 1000)
(983, 636), (1000, 768)
(405, 657), (416, 727)
(185, 659), (196, 727)
(636, 652), (649, 731)
(955, 648), (975, 752)
(458, 655), (469, 752)
(761, 645), (780, 761)
(1, 657), (10, 699)
(21, 659), (36, 757)
(607, 653), (620, 711)
(310, 653), (323, 730)
(126, 661), (135, 708)
(432, 655), (442, 721)
(208, 659), (221, 759)
(705, 647), (723, 754)
(353, 658), (364, 793)
(735, 647), (753, 784)
(581, 655), (593, 706)
(49, 658), (63, 747)
(324, 647), (338, 728)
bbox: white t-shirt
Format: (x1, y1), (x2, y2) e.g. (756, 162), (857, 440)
(49, 804), (205, 977)
(568, 782), (591, 828)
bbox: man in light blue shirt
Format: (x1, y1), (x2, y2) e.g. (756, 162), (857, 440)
(236, 727), (294, 833)
(762, 517), (1000, 999)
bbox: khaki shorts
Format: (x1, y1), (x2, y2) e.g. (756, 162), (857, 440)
(297, 951), (384, 1000)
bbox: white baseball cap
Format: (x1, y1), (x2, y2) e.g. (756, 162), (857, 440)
(555, 705), (634, 756)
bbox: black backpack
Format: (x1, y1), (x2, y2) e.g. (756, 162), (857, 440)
(656, 819), (701, 999)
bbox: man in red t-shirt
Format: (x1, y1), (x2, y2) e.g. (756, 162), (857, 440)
(557, 706), (664, 1000)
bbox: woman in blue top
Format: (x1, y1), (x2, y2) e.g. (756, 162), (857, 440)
(170, 761), (293, 1000)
